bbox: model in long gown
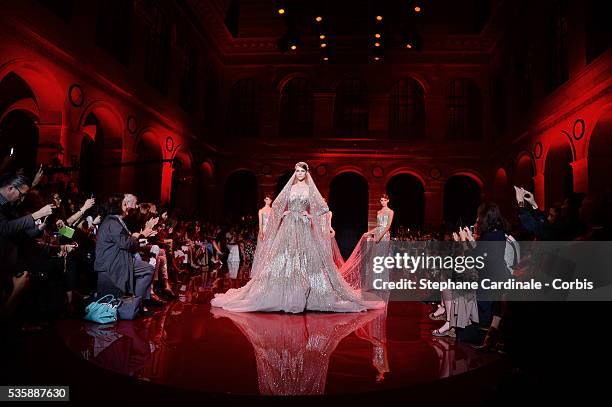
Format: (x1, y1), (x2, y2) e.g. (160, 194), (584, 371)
(211, 167), (385, 313)
(339, 210), (393, 291)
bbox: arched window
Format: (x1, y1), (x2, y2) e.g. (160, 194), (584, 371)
(228, 78), (259, 138)
(144, 3), (171, 94)
(37, 0), (73, 22)
(516, 37), (534, 112)
(95, 0), (133, 65)
(389, 78), (425, 139)
(179, 44), (198, 113)
(334, 79), (368, 138)
(280, 78), (314, 138)
(549, 0), (569, 91)
(585, 0), (612, 64)
(202, 65), (219, 131)
(447, 79), (482, 140)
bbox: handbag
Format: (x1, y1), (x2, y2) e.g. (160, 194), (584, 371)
(117, 295), (142, 320)
(84, 294), (121, 324)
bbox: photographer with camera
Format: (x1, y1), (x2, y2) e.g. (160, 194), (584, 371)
(514, 186), (582, 240)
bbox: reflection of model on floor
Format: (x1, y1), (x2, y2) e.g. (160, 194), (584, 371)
(211, 307), (387, 395)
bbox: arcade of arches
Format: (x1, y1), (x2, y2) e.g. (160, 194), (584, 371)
(1, 0), (611, 243)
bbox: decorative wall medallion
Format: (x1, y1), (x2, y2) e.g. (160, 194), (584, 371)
(127, 116), (137, 134)
(429, 167), (441, 179)
(316, 164), (328, 176)
(68, 84), (84, 107)
(372, 166), (384, 178)
(165, 136), (174, 152)
(533, 142), (542, 159)
(572, 119), (585, 140)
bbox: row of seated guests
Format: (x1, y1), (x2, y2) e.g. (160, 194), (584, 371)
(0, 167), (261, 331)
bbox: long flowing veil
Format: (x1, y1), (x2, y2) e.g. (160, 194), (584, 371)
(249, 167), (386, 306)
(250, 170), (331, 278)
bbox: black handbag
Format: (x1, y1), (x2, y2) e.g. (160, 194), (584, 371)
(117, 295), (142, 320)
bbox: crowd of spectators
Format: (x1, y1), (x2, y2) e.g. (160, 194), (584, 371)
(0, 161), (257, 335)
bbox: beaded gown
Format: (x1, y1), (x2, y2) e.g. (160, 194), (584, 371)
(211, 172), (385, 313)
(339, 210), (392, 291)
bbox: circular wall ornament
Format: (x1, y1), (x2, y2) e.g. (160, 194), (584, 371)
(165, 136), (174, 152)
(316, 164), (328, 176)
(68, 84), (84, 107)
(533, 142), (543, 159)
(372, 166), (384, 178)
(572, 119), (585, 140)
(127, 116), (137, 134)
(429, 167), (441, 180)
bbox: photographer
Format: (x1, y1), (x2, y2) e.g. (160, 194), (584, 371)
(515, 186), (582, 240)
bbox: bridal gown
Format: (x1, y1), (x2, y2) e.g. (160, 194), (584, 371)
(211, 191), (385, 313)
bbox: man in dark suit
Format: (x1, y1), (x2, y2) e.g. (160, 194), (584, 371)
(94, 194), (157, 307)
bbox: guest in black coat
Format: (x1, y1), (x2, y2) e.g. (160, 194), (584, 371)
(94, 194), (157, 303)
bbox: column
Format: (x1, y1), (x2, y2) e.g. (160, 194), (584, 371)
(533, 173), (546, 209)
(424, 181), (444, 230)
(571, 158), (588, 193)
(36, 123), (63, 165)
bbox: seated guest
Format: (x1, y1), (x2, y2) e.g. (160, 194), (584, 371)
(94, 194), (159, 311)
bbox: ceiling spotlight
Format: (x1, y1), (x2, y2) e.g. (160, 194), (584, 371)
(320, 34), (326, 39)
(315, 16), (323, 22)
(323, 56), (329, 61)
(374, 56), (380, 61)
(414, 6), (421, 13)
(290, 44), (297, 50)
(374, 42), (381, 47)
(278, 8), (285, 15)
(320, 43), (327, 48)
(376, 15), (383, 21)
(406, 43), (413, 49)
(375, 33), (381, 39)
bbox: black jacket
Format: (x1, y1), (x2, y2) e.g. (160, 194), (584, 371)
(94, 215), (139, 294)
(0, 201), (41, 275)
